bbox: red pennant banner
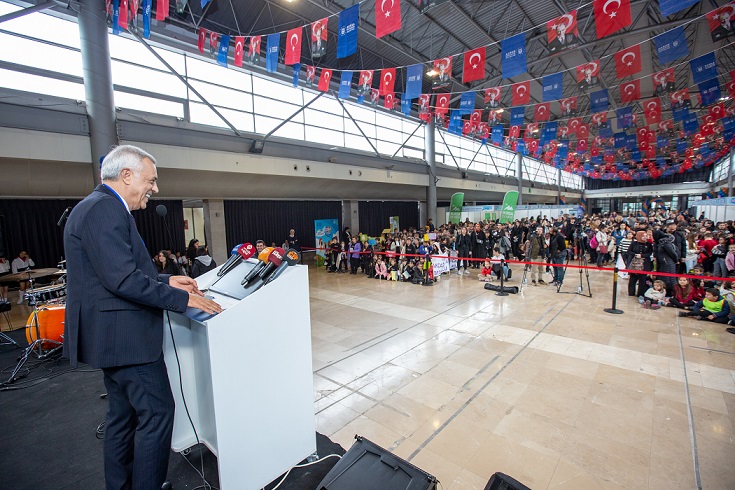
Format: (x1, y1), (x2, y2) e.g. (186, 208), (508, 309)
(249, 36), (262, 63)
(547, 11), (579, 54)
(285, 27), (302, 65)
(484, 87), (501, 108)
(643, 98), (662, 124)
(311, 18), (328, 58)
(524, 123), (538, 139)
(156, 0), (168, 21)
(509, 125), (520, 138)
(559, 96), (577, 116)
(512, 81), (530, 106)
(652, 68), (675, 95)
(636, 127), (648, 143)
(470, 109), (483, 124)
(234, 36), (245, 67)
(670, 89), (690, 108)
(209, 31), (219, 56)
(418, 94), (431, 120)
(463, 47), (486, 83)
(594, 0), (631, 38)
(558, 125), (569, 138)
(198, 28), (207, 54)
(305, 65), (316, 86)
(619, 79), (640, 103)
(380, 68), (396, 96)
(576, 60), (600, 90)
(434, 93), (450, 115)
(318, 69), (333, 92)
(577, 138), (588, 152)
(119, 0), (128, 29)
(727, 81), (735, 99)
(534, 103), (551, 121)
(384, 92), (395, 110)
(709, 102), (725, 120)
(375, 0), (402, 38)
(358, 70), (374, 96)
(130, 0), (139, 20)
(613, 44), (641, 79)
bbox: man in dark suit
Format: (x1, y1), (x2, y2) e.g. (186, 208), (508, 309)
(64, 145), (221, 490)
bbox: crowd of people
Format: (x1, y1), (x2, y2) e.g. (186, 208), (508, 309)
(321, 211), (735, 334)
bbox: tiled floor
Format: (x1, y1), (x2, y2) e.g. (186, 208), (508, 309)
(307, 266), (735, 489)
(3, 265), (733, 489)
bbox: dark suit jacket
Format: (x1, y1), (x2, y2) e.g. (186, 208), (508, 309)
(63, 185), (188, 368)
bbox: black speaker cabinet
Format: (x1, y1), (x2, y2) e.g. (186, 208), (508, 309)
(483, 471), (531, 490)
(316, 435), (438, 490)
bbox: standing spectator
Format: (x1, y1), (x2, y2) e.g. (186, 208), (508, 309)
(285, 229), (300, 252)
(525, 226), (548, 285)
(426, 219), (435, 232)
(711, 237), (729, 284)
(191, 246), (217, 278)
(11, 250), (35, 304)
(726, 244), (735, 276)
(655, 230), (680, 295)
(456, 227), (472, 275)
(548, 228), (567, 287)
(626, 231), (654, 298)
(666, 221), (688, 274)
(471, 223), (487, 269)
(186, 239), (199, 270)
(349, 237), (361, 275)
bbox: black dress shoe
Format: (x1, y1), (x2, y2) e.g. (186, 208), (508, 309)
(161, 482), (172, 490)
(726, 327), (735, 335)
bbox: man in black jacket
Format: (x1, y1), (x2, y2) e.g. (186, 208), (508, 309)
(666, 221), (687, 274)
(456, 227), (472, 274)
(548, 228), (568, 286)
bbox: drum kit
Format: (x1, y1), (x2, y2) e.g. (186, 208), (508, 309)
(0, 261), (67, 384)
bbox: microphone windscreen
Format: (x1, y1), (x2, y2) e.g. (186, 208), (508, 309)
(266, 247), (285, 267)
(258, 248), (273, 262)
(155, 205), (168, 217)
(237, 243), (256, 260)
(231, 243), (244, 255)
(284, 249), (301, 265)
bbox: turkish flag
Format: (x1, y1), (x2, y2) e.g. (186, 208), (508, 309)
(559, 96), (577, 114)
(463, 47), (486, 83)
(156, 0), (168, 21)
(524, 123), (538, 139)
(209, 32), (219, 56)
(644, 98), (662, 124)
(380, 68), (396, 96)
(727, 81), (735, 99)
(558, 126), (569, 138)
(375, 0), (402, 38)
(285, 27), (302, 65)
(613, 44), (641, 79)
(577, 138), (588, 152)
(434, 93), (450, 115)
(709, 102), (725, 121)
(534, 103), (550, 121)
(384, 92), (395, 110)
(234, 36), (245, 67)
(568, 118), (582, 134)
(470, 109), (483, 124)
(527, 139), (539, 153)
(119, 0), (128, 29)
(509, 125), (520, 138)
(512, 81), (531, 106)
(594, 0), (631, 38)
(198, 28), (207, 54)
(318, 69), (333, 92)
(646, 146), (656, 159)
(619, 79), (640, 103)
(578, 124), (590, 139)
(463, 121), (472, 136)
(636, 127), (648, 143)
(249, 36), (262, 59)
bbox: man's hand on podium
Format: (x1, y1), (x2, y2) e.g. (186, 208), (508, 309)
(170, 275), (203, 295)
(188, 294), (223, 315)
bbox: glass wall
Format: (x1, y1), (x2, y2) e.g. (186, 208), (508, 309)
(0, 3), (583, 190)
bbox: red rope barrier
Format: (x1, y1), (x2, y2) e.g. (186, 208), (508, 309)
(301, 246), (735, 283)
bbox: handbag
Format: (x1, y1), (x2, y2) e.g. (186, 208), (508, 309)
(599, 245), (609, 254)
(628, 257), (645, 270)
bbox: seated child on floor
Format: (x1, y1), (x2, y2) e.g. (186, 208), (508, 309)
(479, 259), (493, 282)
(643, 280), (667, 309)
(679, 287), (731, 323)
(666, 277), (702, 310)
(374, 257), (389, 280)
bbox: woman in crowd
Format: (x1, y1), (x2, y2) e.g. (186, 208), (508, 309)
(191, 246), (217, 278)
(625, 231), (654, 298)
(156, 250), (181, 275)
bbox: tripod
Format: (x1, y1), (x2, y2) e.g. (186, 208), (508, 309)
(556, 234), (592, 297)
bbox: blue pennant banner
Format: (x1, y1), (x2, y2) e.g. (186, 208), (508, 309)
(654, 26), (688, 65)
(337, 4), (359, 59)
(501, 33), (527, 79)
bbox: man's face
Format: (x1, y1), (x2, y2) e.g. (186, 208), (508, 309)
(256, 243), (265, 253)
(123, 158), (158, 211)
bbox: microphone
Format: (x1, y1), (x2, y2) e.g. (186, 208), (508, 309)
(217, 243), (256, 278)
(257, 248), (286, 280)
(264, 249), (301, 284)
(57, 207), (72, 227)
(217, 243), (245, 277)
(155, 204), (177, 253)
(241, 247), (272, 286)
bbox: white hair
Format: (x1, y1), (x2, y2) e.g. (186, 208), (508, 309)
(100, 145), (156, 181)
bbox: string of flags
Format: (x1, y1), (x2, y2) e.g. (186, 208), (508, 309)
(106, 0), (735, 181)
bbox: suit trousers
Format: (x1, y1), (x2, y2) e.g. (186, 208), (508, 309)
(102, 354), (174, 490)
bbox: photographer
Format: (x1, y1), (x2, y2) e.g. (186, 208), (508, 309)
(548, 228), (567, 287)
(524, 226), (548, 285)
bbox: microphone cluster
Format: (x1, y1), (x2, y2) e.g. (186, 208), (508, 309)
(240, 247), (300, 298)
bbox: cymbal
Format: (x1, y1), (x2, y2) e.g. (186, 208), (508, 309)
(0, 268), (62, 283)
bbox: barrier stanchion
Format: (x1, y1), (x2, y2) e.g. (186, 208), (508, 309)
(496, 258), (509, 296)
(604, 267), (624, 315)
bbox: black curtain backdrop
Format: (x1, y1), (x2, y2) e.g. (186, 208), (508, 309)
(224, 200), (342, 252)
(584, 166), (711, 190)
(0, 198), (184, 268)
(358, 201), (420, 236)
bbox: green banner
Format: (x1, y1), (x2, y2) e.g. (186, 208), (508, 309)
(499, 191), (519, 224)
(448, 192), (464, 224)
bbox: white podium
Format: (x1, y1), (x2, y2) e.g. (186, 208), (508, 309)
(162, 261), (316, 490)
